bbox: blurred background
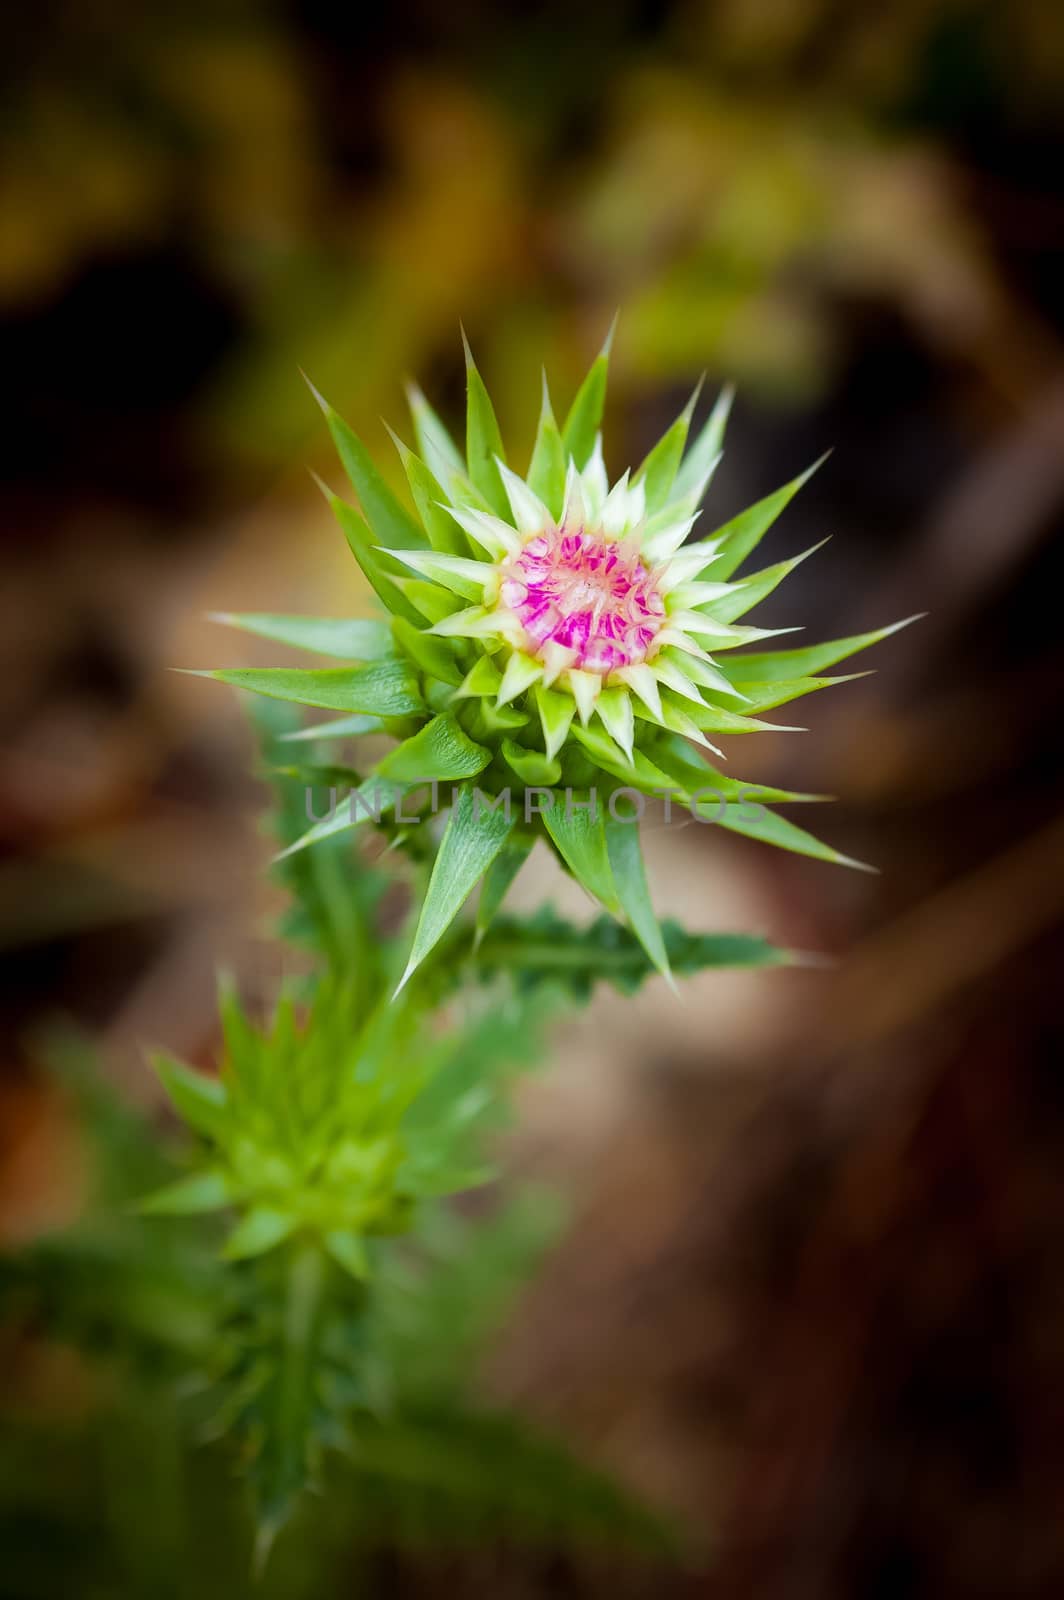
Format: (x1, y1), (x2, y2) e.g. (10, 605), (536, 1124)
(3, 0), (1064, 1594)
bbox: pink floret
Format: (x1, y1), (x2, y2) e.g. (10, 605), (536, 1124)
(499, 520), (665, 673)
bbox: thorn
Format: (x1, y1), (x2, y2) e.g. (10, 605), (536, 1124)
(253, 1521), (278, 1581)
(299, 367), (329, 414)
(382, 418), (411, 460)
(837, 852), (879, 875)
(681, 373), (705, 422)
(771, 536), (833, 571)
(804, 448), (833, 479)
(393, 959), (416, 999)
(272, 837), (308, 863)
(786, 947), (837, 970)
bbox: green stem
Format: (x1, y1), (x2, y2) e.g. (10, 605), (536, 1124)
(279, 1237), (324, 1449)
(475, 935), (642, 973)
(285, 1233), (324, 1342)
(254, 1237), (326, 1572)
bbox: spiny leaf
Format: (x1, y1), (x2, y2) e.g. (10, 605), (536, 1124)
(475, 835), (534, 944)
(279, 712), (384, 742)
(535, 685), (576, 763)
(456, 654), (502, 698)
(383, 547), (491, 601)
(476, 909), (791, 999)
(671, 383), (733, 505)
(541, 793), (621, 915)
(604, 809), (671, 981)
(391, 615), (465, 685)
(671, 697), (801, 736)
(325, 1229), (370, 1281)
(632, 379), (701, 514)
(725, 615), (924, 683)
(474, 698), (530, 735)
(561, 319), (614, 470)
(139, 1167), (232, 1216)
(569, 721), (677, 791)
(526, 372), (567, 519)
(394, 575), (466, 624)
(322, 487), (426, 625)
(194, 660), (424, 716)
(698, 797), (876, 871)
(703, 455), (827, 581)
(151, 1053), (228, 1142)
(703, 539), (829, 624)
(406, 379), (465, 480)
(649, 733), (829, 804)
(275, 775), (409, 859)
(712, 673), (869, 714)
(307, 382), (426, 551)
(392, 434), (471, 557)
(208, 613), (394, 660)
(463, 332), (509, 517)
(217, 973), (259, 1076)
(398, 782), (516, 990)
(376, 714), (492, 784)
(501, 738), (562, 787)
(222, 1208), (298, 1261)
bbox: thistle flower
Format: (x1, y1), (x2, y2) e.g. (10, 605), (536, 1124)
(199, 329), (918, 985)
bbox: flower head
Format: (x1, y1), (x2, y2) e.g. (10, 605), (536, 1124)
(385, 350), (774, 767)
(201, 329), (918, 985)
(499, 515), (665, 674)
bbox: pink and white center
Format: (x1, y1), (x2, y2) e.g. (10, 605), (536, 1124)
(499, 526), (665, 675)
